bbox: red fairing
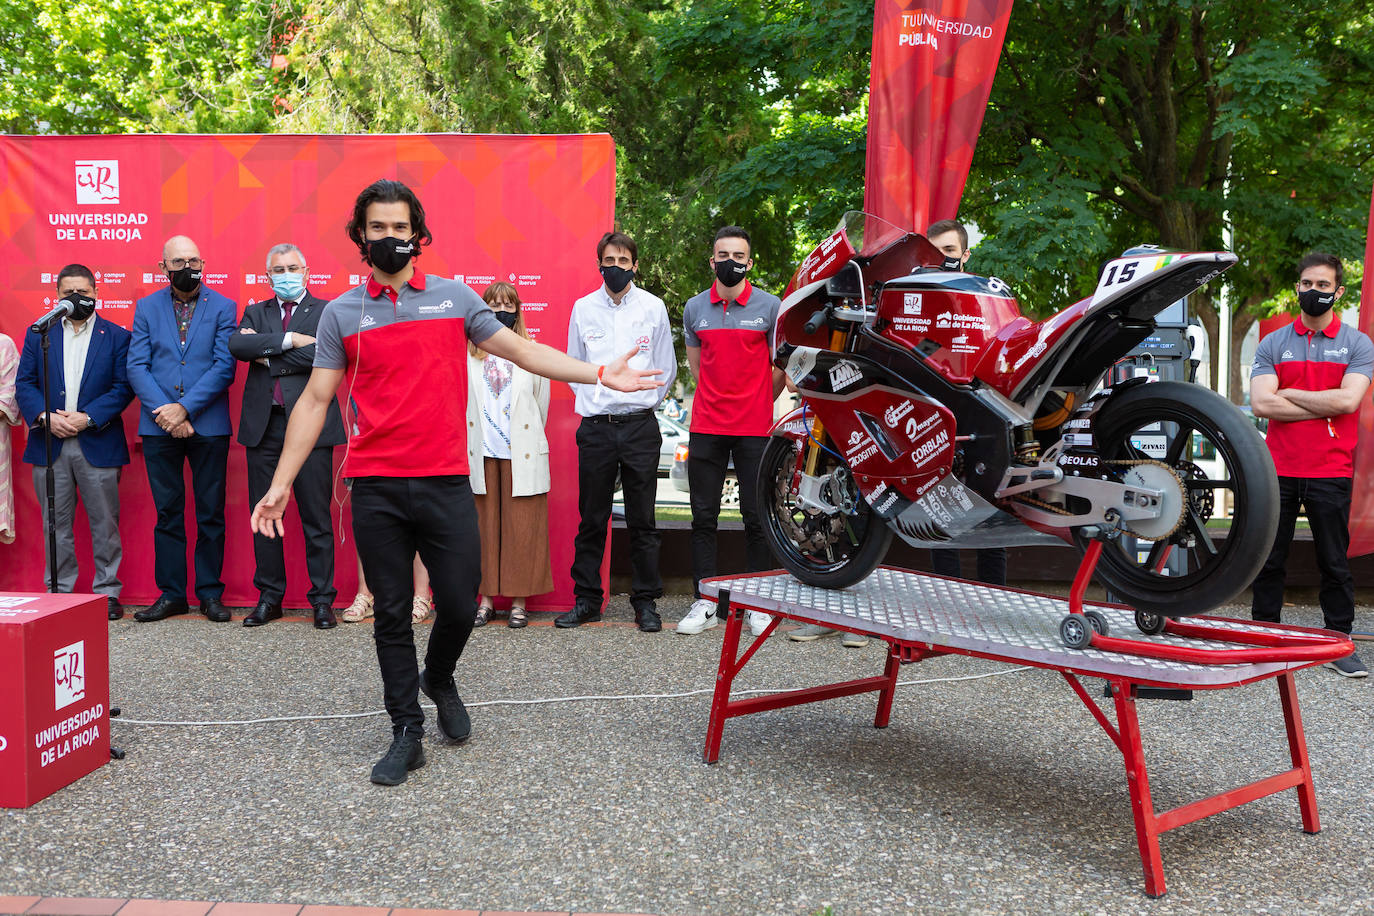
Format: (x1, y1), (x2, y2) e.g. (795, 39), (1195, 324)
(784, 228), (857, 297)
(804, 387), (956, 500)
(877, 286), (1023, 383)
(769, 406), (814, 442)
(974, 296), (1094, 398)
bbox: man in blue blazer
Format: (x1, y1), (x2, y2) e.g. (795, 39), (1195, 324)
(16, 264), (135, 620)
(127, 235), (238, 623)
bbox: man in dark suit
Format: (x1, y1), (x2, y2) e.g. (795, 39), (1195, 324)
(15, 264), (135, 620)
(229, 243), (345, 629)
(127, 235), (238, 623)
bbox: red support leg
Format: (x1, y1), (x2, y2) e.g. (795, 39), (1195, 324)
(703, 591), (741, 764)
(1111, 680), (1168, 898)
(874, 642), (901, 728)
(1278, 671), (1321, 834)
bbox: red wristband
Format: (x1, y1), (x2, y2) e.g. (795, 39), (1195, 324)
(597, 364), (606, 381)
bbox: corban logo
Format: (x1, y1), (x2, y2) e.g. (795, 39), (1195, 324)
(54, 641), (85, 710)
(829, 359), (862, 391)
(884, 400), (915, 428)
(75, 160), (119, 204)
(903, 293), (922, 315)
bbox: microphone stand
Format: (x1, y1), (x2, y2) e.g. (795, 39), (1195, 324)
(37, 325), (58, 594)
(37, 318), (125, 760)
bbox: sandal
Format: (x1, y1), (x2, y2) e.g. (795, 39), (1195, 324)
(341, 593), (373, 623)
(474, 603), (493, 627)
(508, 603), (527, 629)
(411, 595), (432, 623)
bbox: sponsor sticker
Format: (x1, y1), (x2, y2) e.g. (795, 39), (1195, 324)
(829, 359), (862, 391)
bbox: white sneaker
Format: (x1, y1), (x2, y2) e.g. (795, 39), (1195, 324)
(748, 611), (773, 637)
(788, 623), (838, 642)
(676, 598), (719, 635)
(841, 631), (870, 648)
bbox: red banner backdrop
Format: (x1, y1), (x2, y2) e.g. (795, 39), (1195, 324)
(0, 133), (616, 609)
(1350, 180), (1374, 557)
(863, 0), (1015, 231)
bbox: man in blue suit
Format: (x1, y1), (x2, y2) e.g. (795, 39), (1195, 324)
(127, 235), (238, 623)
(16, 264), (135, 620)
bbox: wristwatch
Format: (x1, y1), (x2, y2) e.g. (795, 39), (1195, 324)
(86, 415), (96, 430)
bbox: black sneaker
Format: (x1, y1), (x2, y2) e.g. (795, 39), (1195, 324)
(1325, 651), (1369, 679)
(633, 601), (662, 633)
(418, 668), (471, 742)
(369, 728), (425, 786)
(554, 601), (602, 628)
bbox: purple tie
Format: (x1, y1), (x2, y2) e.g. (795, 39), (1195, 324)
(273, 300), (295, 406)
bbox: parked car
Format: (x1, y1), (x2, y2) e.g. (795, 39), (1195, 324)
(656, 412), (689, 476)
(670, 442), (739, 508)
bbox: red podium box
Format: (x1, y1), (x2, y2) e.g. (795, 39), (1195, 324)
(0, 593), (110, 808)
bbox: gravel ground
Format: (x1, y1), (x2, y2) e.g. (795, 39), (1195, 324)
(1, 595), (1371, 916)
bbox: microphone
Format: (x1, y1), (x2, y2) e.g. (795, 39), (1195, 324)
(31, 299), (74, 333)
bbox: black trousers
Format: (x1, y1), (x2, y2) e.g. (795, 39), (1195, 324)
(351, 475), (482, 735)
(247, 409), (336, 606)
(930, 547), (1007, 586)
(143, 434), (229, 602)
(570, 412), (661, 608)
(687, 432), (770, 597)
(1251, 475), (1354, 634)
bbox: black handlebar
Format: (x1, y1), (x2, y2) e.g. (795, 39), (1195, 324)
(803, 307), (829, 335)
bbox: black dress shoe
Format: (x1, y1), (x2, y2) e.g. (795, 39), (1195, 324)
(313, 603), (338, 629)
(133, 597), (189, 622)
(634, 603), (662, 633)
(107, 597), (124, 621)
(554, 602), (602, 628)
(200, 598), (232, 623)
(370, 728), (425, 786)
(243, 600), (282, 627)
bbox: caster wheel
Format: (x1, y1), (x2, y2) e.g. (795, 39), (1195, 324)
(1059, 614), (1094, 649)
(1134, 609), (1167, 635)
(1083, 610), (1110, 638)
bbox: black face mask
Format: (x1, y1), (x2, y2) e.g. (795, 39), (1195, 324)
(493, 309), (519, 329)
(368, 237), (416, 275)
(713, 258), (748, 287)
(63, 292), (97, 321)
(941, 255), (964, 272)
(168, 266), (202, 293)
(600, 264), (635, 294)
(1298, 288), (1336, 317)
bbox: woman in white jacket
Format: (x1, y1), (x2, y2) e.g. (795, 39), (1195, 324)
(467, 282), (553, 627)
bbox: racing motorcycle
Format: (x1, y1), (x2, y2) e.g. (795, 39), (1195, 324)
(760, 212), (1278, 616)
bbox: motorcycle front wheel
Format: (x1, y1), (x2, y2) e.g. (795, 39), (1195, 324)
(758, 435), (894, 588)
(1078, 380), (1279, 615)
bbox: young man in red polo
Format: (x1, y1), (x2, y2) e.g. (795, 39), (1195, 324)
(1250, 251), (1372, 678)
(250, 180), (661, 783)
(675, 226), (784, 637)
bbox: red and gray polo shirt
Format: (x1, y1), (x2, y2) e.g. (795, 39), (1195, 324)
(1252, 313), (1374, 478)
(315, 272), (504, 478)
(683, 280), (781, 436)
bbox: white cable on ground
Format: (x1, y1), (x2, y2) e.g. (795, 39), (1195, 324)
(113, 665), (1034, 727)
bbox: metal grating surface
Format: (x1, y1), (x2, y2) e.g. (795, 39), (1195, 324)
(701, 567), (1308, 687)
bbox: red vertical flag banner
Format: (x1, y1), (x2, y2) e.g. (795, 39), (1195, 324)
(1348, 180), (1374, 557)
(864, 0), (1016, 231)
(0, 134), (616, 609)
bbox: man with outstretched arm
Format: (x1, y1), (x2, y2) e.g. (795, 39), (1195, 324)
(249, 179), (660, 785)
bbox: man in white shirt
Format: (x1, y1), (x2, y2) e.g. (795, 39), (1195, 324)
(15, 264), (135, 619)
(557, 231), (677, 631)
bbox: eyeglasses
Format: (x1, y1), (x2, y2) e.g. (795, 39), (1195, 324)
(166, 257), (204, 270)
(269, 265), (306, 274)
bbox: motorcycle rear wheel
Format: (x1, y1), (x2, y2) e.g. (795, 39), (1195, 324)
(1077, 380), (1279, 615)
(759, 435), (894, 588)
